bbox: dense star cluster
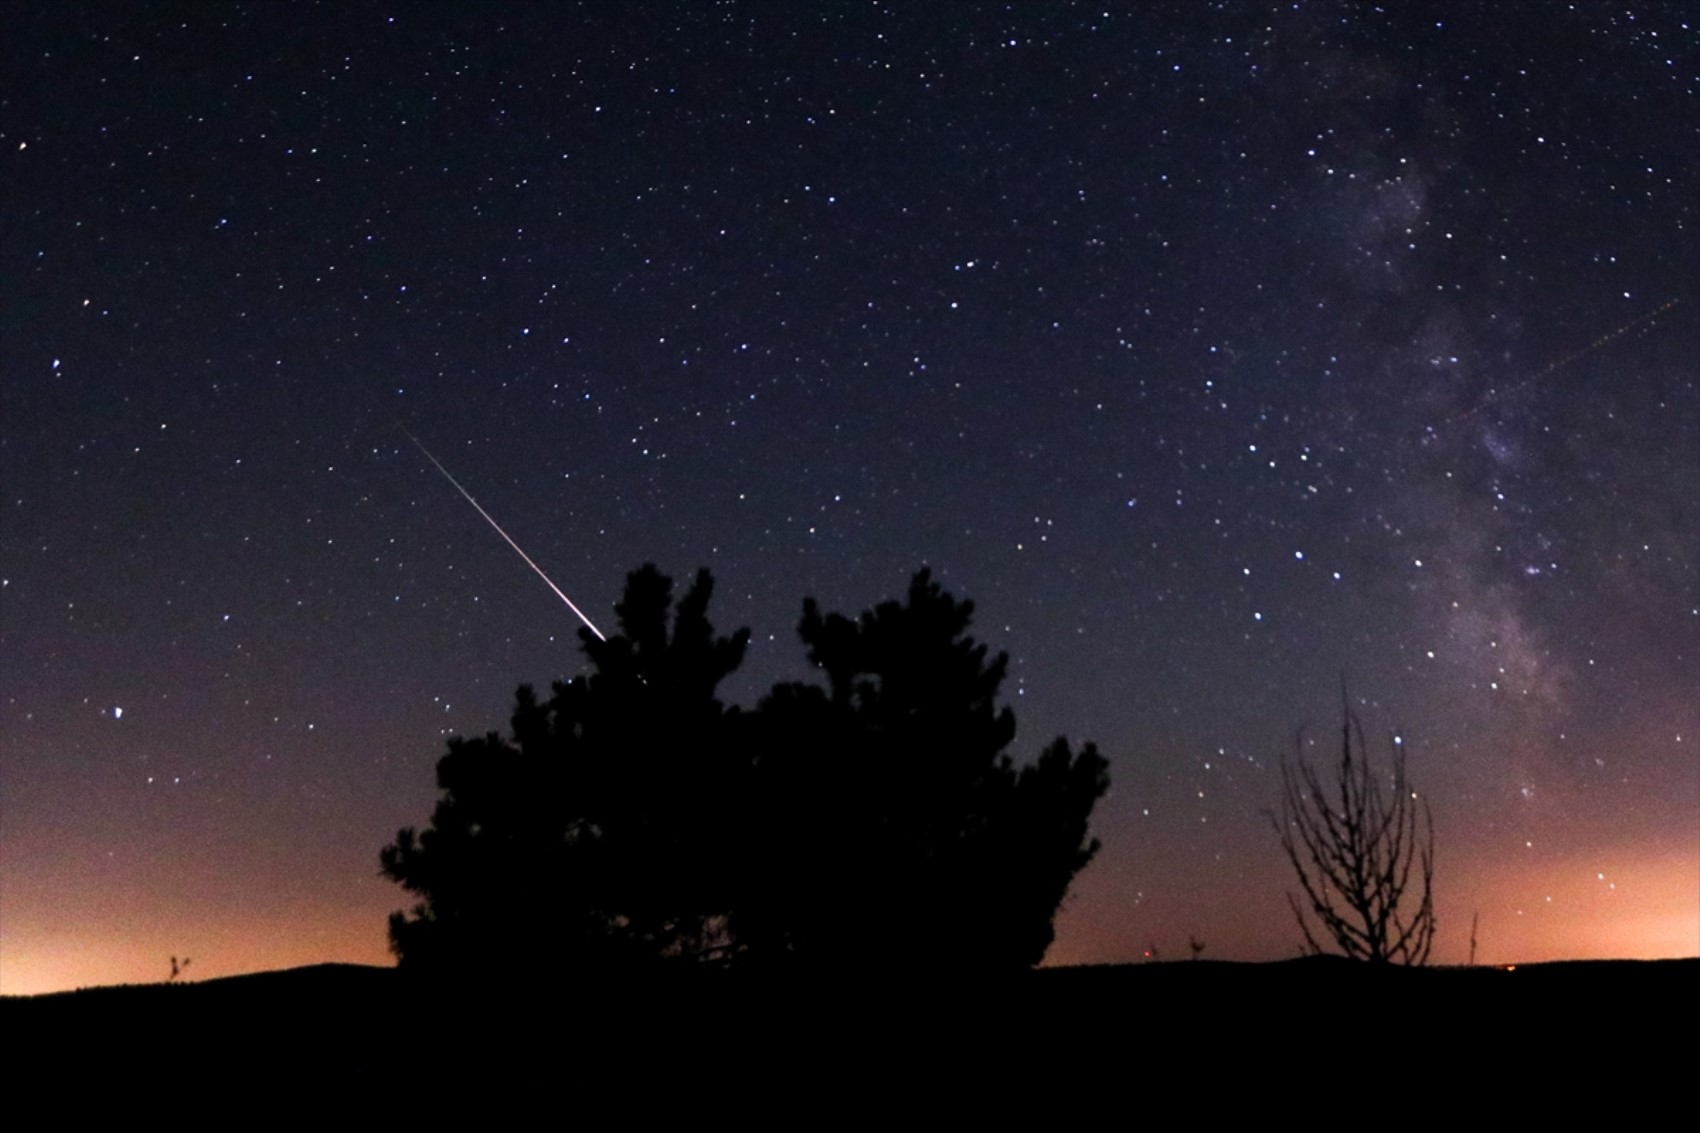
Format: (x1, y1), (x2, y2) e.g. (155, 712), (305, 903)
(2, 3), (1695, 994)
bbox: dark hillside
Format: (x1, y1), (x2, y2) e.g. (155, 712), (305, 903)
(7, 957), (1691, 1103)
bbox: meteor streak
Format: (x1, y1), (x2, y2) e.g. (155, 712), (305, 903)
(396, 422), (607, 641)
(1437, 297), (1680, 435)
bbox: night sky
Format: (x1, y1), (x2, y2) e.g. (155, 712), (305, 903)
(4, 3), (1696, 996)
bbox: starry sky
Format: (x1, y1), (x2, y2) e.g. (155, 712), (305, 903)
(4, 3), (1696, 995)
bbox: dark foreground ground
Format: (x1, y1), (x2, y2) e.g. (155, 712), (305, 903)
(6, 957), (1693, 1111)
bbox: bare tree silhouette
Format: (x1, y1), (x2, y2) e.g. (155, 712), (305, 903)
(1271, 697), (1435, 965)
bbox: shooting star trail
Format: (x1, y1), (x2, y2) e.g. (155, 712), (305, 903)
(1434, 297), (1680, 436)
(396, 422), (607, 641)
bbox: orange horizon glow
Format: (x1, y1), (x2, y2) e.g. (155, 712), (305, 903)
(5, 847), (1693, 998)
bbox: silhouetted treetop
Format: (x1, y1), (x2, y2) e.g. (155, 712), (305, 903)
(578, 564), (749, 701)
(798, 570), (1016, 769)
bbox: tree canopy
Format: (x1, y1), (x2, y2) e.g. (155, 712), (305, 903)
(381, 564), (1109, 977)
(381, 565), (748, 972)
(746, 570), (1109, 970)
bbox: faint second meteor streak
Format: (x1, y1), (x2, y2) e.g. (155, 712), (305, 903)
(397, 422), (607, 641)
